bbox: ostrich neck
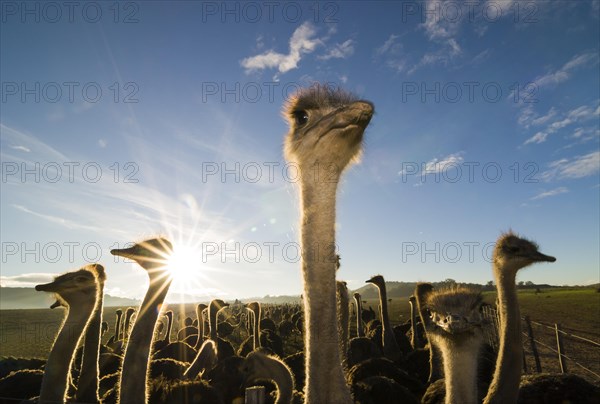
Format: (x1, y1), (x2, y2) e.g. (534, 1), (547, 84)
(209, 306), (218, 340)
(165, 315), (173, 343)
(253, 307), (261, 349)
(409, 301), (417, 348)
(300, 175), (352, 403)
(337, 286), (349, 369)
(76, 283), (104, 403)
(39, 301), (95, 404)
(355, 298), (365, 337)
(119, 275), (171, 404)
(267, 358), (295, 404)
(124, 313), (133, 340)
(377, 283), (400, 360)
(484, 269), (521, 404)
(194, 309), (204, 349)
(435, 336), (481, 404)
(377, 285), (392, 333)
(115, 313), (122, 341)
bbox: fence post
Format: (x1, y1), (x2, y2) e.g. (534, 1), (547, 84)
(525, 316), (542, 373)
(245, 386), (266, 404)
(555, 323), (568, 373)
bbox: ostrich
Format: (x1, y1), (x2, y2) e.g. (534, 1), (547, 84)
(184, 339), (217, 379)
(75, 263), (106, 404)
(353, 292), (365, 337)
(366, 275), (402, 362)
(337, 281), (350, 371)
(107, 309), (123, 349)
(35, 265), (100, 403)
(122, 307), (136, 341)
(208, 299), (235, 361)
(415, 282), (442, 383)
(242, 349), (299, 404)
(111, 237), (174, 404)
(483, 232), (556, 404)
(180, 303), (208, 348)
(408, 295), (424, 349)
(424, 287), (485, 404)
(283, 84), (374, 403)
(248, 302), (262, 351)
(153, 311), (196, 364)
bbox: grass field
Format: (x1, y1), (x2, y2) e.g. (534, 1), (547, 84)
(1, 287), (599, 384)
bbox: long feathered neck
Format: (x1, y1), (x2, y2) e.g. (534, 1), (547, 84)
(114, 312), (122, 341)
(118, 274), (172, 404)
(337, 283), (350, 370)
(253, 306), (261, 350)
(194, 307), (205, 350)
(267, 357), (296, 404)
(375, 282), (401, 361)
(164, 314), (173, 343)
(75, 281), (105, 403)
(484, 264), (522, 404)
(355, 296), (365, 337)
(299, 171), (352, 404)
(431, 333), (482, 404)
(209, 304), (219, 341)
(39, 299), (96, 404)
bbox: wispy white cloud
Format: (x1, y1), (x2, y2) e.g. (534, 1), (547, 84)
(541, 151), (600, 181)
(421, 0), (461, 40)
(570, 126), (600, 140)
(423, 152), (465, 174)
(530, 187), (568, 200)
(375, 34), (401, 57)
(318, 39), (354, 60)
(523, 102), (599, 145)
(524, 131), (548, 145)
(10, 145), (31, 153)
(0, 272), (56, 287)
(407, 39), (462, 74)
(532, 52), (599, 88)
(241, 22), (322, 76)
(373, 34), (407, 73)
(12, 204), (105, 233)
(1, 124), (69, 162)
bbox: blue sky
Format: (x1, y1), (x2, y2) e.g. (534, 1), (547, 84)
(1, 1), (599, 302)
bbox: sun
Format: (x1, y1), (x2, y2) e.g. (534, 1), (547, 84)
(166, 244), (202, 280)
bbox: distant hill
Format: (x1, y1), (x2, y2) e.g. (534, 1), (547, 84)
(0, 287), (139, 310)
(1, 281), (588, 309)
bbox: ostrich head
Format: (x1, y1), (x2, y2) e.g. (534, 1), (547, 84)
(35, 267), (98, 308)
(283, 84), (374, 177)
(110, 237), (173, 272)
(493, 232), (556, 274)
(366, 274), (385, 289)
(426, 288), (484, 338)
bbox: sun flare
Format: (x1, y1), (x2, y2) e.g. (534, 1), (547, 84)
(167, 244), (202, 280)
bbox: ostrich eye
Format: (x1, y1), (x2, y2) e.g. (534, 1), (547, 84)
(292, 110), (309, 127)
(505, 246), (519, 254)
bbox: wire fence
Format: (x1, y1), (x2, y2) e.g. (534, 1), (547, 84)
(482, 307), (600, 385)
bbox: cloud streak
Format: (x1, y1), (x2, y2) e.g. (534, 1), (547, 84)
(530, 187), (569, 200)
(541, 151), (600, 181)
(241, 22), (322, 75)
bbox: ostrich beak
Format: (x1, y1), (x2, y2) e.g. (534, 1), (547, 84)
(531, 251), (556, 263)
(110, 246), (136, 259)
(35, 282), (57, 292)
(436, 314), (477, 334)
(50, 300), (62, 309)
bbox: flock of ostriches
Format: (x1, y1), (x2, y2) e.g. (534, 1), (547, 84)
(1, 85), (598, 404)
